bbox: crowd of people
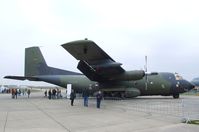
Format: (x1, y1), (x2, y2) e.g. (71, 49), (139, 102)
(45, 89), (62, 99)
(45, 88), (103, 108)
(70, 89), (103, 109)
(11, 88), (31, 99)
(10, 87), (103, 109)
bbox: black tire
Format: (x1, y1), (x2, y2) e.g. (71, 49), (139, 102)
(173, 94), (179, 99)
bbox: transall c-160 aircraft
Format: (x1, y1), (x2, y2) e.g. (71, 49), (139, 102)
(4, 39), (194, 98)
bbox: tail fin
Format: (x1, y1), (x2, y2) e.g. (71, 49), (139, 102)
(25, 47), (81, 76)
(25, 47), (47, 76)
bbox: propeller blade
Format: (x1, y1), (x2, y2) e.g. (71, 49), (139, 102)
(145, 55), (147, 72)
(145, 55), (148, 90)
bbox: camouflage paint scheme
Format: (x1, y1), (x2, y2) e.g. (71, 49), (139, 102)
(4, 40), (194, 98)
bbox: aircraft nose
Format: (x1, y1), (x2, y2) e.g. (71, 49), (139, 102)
(189, 83), (195, 90)
(183, 80), (195, 91)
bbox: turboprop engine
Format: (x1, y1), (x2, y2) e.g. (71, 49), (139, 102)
(109, 70), (145, 81)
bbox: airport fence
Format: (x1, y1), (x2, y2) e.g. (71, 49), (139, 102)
(131, 100), (183, 117)
(129, 98), (199, 122)
(181, 99), (199, 123)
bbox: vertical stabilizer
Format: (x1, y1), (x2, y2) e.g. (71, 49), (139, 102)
(25, 47), (49, 76)
(25, 47), (81, 77)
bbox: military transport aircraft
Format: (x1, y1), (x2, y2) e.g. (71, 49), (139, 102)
(4, 39), (194, 98)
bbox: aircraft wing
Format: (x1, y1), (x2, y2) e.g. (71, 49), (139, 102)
(61, 40), (125, 82)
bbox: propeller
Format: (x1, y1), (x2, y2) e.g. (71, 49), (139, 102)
(144, 56), (158, 90)
(145, 56), (148, 90)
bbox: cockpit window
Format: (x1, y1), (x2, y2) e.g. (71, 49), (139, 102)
(174, 73), (183, 80)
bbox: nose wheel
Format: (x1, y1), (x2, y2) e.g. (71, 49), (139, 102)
(173, 93), (179, 99)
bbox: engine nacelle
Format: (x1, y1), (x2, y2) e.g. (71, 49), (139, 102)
(125, 88), (141, 98)
(110, 70), (145, 81)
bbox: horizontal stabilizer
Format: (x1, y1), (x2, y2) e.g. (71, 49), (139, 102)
(4, 76), (39, 81)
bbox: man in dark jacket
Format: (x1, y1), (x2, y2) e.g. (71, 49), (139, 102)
(82, 88), (89, 107)
(96, 91), (103, 108)
(70, 89), (76, 106)
(48, 89), (52, 100)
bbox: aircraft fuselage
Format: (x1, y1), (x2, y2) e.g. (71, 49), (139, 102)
(34, 72), (193, 98)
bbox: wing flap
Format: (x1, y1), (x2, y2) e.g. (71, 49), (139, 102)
(77, 61), (104, 81)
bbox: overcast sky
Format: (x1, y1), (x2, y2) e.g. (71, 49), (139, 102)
(1, 0), (199, 86)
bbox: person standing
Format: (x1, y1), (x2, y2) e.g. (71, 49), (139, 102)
(44, 90), (47, 97)
(11, 89), (15, 99)
(22, 89), (25, 96)
(15, 89), (17, 99)
(27, 89), (31, 98)
(82, 88), (89, 107)
(70, 89), (76, 106)
(52, 89), (56, 99)
(96, 91), (102, 108)
(48, 89), (52, 100)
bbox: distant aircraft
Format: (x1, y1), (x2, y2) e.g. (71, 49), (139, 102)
(191, 77), (199, 87)
(4, 39), (194, 98)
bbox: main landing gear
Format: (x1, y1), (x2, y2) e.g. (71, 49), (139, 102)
(173, 93), (179, 99)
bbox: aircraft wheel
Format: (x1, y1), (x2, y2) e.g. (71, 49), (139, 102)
(120, 92), (125, 99)
(173, 94), (179, 99)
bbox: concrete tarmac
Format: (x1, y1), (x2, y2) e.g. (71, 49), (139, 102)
(0, 92), (199, 132)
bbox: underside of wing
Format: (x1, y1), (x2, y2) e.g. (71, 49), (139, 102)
(61, 40), (125, 82)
